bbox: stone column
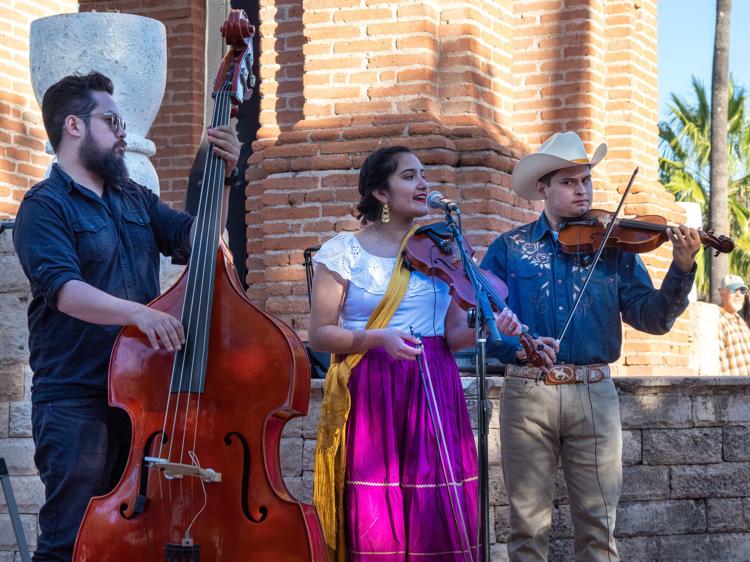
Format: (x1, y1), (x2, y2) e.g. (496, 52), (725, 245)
(29, 12), (167, 194)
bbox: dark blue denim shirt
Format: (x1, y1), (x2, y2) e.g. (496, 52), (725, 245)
(13, 164), (194, 402)
(480, 212), (696, 365)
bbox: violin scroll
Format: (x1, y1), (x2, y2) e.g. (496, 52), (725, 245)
(213, 10), (256, 115)
(701, 229), (735, 256)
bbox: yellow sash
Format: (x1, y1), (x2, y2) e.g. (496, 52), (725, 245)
(312, 225), (418, 562)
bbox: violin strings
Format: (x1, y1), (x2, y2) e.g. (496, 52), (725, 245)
(163, 89), (216, 501)
(185, 451), (210, 538)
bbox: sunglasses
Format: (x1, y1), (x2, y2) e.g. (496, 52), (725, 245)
(733, 286), (748, 295)
(75, 111), (126, 133)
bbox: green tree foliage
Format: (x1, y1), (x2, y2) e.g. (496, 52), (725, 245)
(659, 76), (750, 297)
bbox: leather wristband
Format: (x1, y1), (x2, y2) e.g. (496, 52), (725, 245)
(224, 167), (240, 187)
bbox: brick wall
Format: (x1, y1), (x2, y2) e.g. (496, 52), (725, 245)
(77, 0), (206, 207)
(0, 0), (78, 219)
(1, 2), (701, 371)
(0, 1), (206, 214)
(246, 0), (691, 375)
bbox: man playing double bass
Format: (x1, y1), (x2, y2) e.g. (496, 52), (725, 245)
(481, 132), (702, 561)
(13, 72), (240, 562)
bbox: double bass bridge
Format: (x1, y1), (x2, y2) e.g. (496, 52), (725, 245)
(144, 457), (222, 483)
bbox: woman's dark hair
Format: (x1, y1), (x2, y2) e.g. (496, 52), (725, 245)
(41, 72), (114, 151)
(356, 145), (413, 223)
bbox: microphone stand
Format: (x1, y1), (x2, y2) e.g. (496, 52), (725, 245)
(443, 208), (496, 562)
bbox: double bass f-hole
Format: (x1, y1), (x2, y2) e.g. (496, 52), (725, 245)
(410, 328), (475, 562)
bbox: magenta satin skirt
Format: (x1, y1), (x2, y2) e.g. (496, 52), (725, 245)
(344, 336), (481, 562)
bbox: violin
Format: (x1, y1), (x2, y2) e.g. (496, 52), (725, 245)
(559, 208), (735, 256)
(403, 222), (546, 368)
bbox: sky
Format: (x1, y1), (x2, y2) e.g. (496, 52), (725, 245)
(658, 0), (750, 121)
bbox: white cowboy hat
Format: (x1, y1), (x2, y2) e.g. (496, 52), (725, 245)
(511, 132), (607, 200)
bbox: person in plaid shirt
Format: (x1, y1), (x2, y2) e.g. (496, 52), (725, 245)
(718, 274), (750, 375)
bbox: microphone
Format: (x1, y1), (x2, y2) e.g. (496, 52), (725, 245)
(427, 191), (459, 212)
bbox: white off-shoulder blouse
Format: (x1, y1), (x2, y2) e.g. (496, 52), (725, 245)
(312, 232), (451, 336)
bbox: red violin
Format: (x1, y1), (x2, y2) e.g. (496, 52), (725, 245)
(559, 208), (735, 256)
(73, 10), (327, 562)
(403, 222), (546, 368)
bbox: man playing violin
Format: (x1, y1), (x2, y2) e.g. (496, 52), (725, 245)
(480, 131), (701, 561)
(13, 72), (240, 562)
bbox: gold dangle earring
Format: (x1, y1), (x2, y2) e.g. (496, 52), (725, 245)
(381, 202), (390, 223)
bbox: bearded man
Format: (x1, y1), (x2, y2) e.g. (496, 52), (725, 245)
(13, 72), (240, 562)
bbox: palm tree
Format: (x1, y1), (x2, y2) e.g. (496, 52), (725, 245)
(659, 77), (750, 298)
(709, 0), (732, 304)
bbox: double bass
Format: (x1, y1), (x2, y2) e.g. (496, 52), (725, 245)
(73, 10), (327, 561)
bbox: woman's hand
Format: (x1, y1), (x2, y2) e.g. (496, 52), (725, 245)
(494, 308), (523, 337)
(375, 329), (422, 360)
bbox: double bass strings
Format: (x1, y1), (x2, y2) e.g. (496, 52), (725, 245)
(161, 78), (232, 526)
(183, 85), (232, 465)
(156, 77), (231, 503)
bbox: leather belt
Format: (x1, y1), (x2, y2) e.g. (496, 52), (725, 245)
(505, 363), (610, 385)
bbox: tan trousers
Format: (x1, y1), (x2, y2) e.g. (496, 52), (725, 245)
(500, 376), (622, 561)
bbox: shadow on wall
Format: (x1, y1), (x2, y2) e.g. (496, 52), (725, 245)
(273, 0), (304, 132)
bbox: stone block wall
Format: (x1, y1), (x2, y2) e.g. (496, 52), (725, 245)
(281, 376), (750, 561)
(0, 226), (41, 560)
(610, 377), (750, 560)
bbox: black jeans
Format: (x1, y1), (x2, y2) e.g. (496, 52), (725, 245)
(31, 397), (131, 562)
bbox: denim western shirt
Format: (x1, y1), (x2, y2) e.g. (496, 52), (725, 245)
(13, 164), (194, 402)
(480, 212), (696, 366)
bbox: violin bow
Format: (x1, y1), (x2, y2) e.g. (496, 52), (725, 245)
(556, 167), (639, 347)
(410, 328), (476, 562)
